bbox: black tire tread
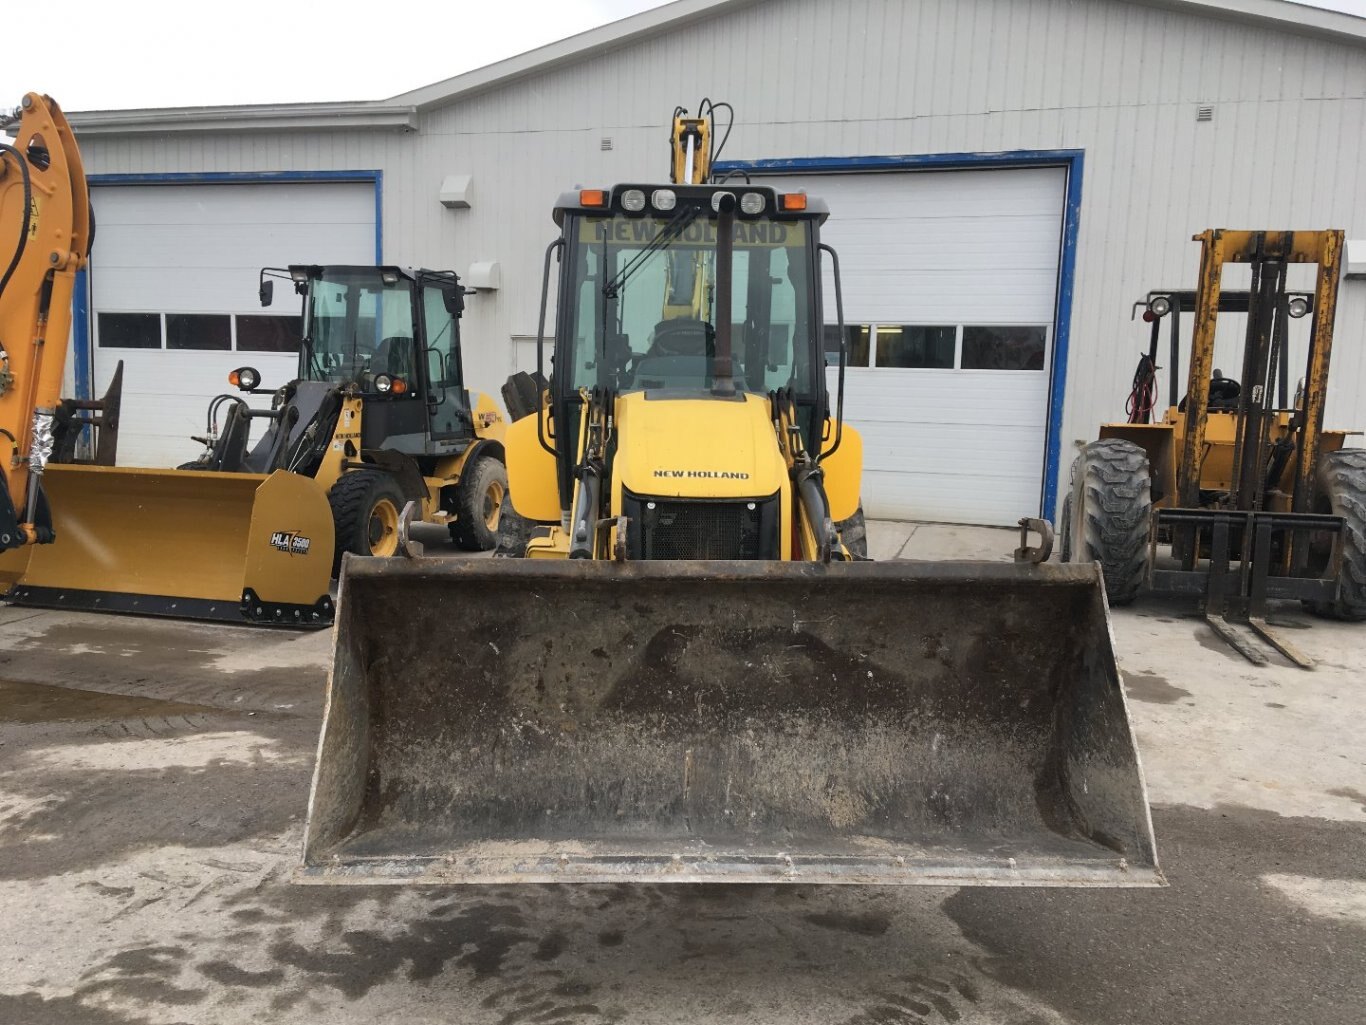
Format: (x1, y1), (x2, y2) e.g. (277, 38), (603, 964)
(1307, 450), (1366, 621)
(1059, 492), (1072, 563)
(835, 504), (869, 560)
(1074, 439), (1151, 605)
(328, 469), (401, 573)
(449, 456), (508, 552)
(492, 494), (537, 559)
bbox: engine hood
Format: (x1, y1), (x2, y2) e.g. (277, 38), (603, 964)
(611, 391), (788, 501)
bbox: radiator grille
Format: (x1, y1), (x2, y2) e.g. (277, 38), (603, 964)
(635, 499), (768, 560)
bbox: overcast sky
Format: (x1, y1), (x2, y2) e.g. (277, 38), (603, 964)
(3, 0), (1363, 113)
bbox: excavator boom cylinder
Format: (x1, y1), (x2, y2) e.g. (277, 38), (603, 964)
(302, 558), (1160, 886)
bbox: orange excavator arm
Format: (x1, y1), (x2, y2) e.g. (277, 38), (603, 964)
(0, 93), (91, 551)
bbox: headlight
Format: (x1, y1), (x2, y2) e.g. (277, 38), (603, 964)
(1147, 295), (1172, 318)
(374, 374), (393, 393)
(1287, 295), (1311, 319)
(740, 192), (766, 215)
(620, 188), (647, 213)
(711, 190), (736, 213)
(652, 189), (677, 212)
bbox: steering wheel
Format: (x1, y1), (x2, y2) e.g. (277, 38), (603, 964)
(648, 319), (711, 358)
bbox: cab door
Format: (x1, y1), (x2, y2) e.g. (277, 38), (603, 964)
(420, 275), (474, 442)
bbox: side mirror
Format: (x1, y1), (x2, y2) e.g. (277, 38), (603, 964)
(259, 279), (274, 307)
(229, 366), (261, 392)
(442, 287), (465, 316)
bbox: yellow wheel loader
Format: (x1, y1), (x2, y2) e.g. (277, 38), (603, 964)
(3, 263), (506, 628)
(301, 104), (1160, 887)
(1063, 230), (1361, 667)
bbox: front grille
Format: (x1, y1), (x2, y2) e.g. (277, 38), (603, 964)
(624, 492), (779, 560)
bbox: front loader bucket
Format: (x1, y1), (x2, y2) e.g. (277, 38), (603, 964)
(302, 559), (1161, 886)
(4, 465), (335, 627)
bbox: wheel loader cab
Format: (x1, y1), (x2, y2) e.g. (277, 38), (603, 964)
(285, 265), (476, 451)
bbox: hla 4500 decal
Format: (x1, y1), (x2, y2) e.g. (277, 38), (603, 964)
(270, 531), (312, 555)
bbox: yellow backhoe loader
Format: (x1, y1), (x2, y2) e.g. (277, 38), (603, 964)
(1, 93), (93, 589)
(3, 261), (506, 627)
(300, 103), (1160, 887)
(1062, 230), (1362, 667)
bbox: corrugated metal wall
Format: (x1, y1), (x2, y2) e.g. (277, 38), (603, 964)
(78, 0), (1366, 515)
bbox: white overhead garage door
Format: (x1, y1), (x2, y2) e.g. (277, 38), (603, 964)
(89, 181), (376, 467)
(765, 167), (1066, 526)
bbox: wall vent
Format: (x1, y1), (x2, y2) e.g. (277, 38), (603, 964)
(601, 137), (614, 151)
(1196, 105), (1214, 122)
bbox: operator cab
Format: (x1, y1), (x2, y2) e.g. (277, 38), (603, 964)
(546, 183), (837, 503)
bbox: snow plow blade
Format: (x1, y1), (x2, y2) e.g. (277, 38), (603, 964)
(2, 464), (335, 627)
(301, 558), (1161, 886)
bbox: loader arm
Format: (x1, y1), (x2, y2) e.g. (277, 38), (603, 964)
(0, 93), (91, 554)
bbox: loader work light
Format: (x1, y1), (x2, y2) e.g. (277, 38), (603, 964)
(620, 189), (647, 213)
(229, 366), (260, 391)
(1147, 295), (1172, 318)
(1287, 295), (1310, 318)
(651, 189), (677, 211)
(374, 374), (393, 393)
(740, 192), (766, 215)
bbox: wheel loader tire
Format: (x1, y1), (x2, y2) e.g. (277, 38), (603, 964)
(1070, 439), (1151, 605)
(492, 494), (535, 559)
(448, 456), (507, 552)
(835, 504), (869, 560)
(329, 470), (406, 571)
(1306, 450), (1366, 622)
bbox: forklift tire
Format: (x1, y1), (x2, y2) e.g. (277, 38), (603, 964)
(448, 456), (508, 552)
(329, 469), (407, 571)
(1059, 493), (1073, 562)
(835, 504), (869, 560)
(1068, 439), (1152, 605)
(1306, 450), (1366, 622)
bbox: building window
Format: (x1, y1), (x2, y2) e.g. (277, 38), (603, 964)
(98, 312), (161, 349)
(166, 313), (232, 351)
(236, 314), (302, 353)
(824, 324), (871, 367)
(875, 325), (956, 369)
(961, 326), (1047, 370)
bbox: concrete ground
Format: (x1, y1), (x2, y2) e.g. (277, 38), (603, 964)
(1, 522), (1363, 1025)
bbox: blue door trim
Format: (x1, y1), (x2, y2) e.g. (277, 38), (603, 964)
(715, 149), (1085, 520)
(77, 169), (384, 400)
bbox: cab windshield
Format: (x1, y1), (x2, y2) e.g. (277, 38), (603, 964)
(564, 211), (816, 396)
(303, 269), (416, 387)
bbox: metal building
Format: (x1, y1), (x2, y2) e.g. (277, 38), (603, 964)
(64, 0), (1366, 525)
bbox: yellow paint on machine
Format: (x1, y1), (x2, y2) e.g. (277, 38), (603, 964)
(611, 392), (789, 501)
(8, 464), (334, 614)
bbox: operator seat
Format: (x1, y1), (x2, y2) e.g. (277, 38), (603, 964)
(1179, 370), (1241, 412)
(646, 318), (713, 358)
(372, 336), (415, 378)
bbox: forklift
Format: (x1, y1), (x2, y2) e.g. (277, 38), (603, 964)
(1063, 229), (1364, 667)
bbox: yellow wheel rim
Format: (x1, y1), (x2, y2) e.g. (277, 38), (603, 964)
(367, 498), (400, 557)
(483, 480), (505, 531)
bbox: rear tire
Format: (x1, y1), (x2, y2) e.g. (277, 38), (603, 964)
(492, 494), (536, 559)
(1306, 450), (1366, 621)
(329, 469), (406, 572)
(835, 504), (869, 560)
(448, 456), (508, 552)
(1068, 439), (1152, 605)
